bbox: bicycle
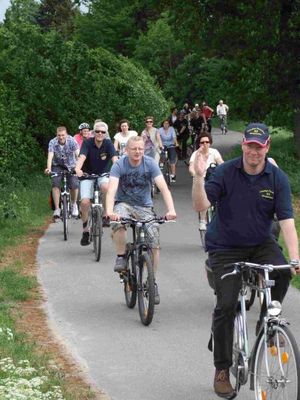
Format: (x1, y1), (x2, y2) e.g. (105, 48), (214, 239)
(50, 168), (77, 241)
(81, 172), (109, 261)
(159, 146), (172, 187)
(219, 114), (228, 135)
(206, 260), (300, 399)
(116, 216), (168, 326)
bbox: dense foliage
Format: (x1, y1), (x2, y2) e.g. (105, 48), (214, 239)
(0, 0), (299, 196)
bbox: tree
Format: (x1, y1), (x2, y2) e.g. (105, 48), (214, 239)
(36, 0), (80, 38)
(133, 13), (184, 86)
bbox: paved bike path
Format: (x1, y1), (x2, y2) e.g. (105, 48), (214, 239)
(37, 129), (300, 400)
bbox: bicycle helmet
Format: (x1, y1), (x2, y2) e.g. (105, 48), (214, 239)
(78, 122), (90, 130)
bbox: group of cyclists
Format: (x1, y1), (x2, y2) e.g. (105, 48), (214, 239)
(45, 103), (300, 399)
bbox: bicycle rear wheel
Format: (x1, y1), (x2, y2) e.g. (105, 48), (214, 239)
(92, 207), (103, 261)
(123, 248), (137, 308)
(163, 162), (171, 187)
(62, 195), (68, 241)
(137, 252), (155, 326)
(254, 323), (300, 400)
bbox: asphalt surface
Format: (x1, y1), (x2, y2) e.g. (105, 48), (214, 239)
(37, 129), (300, 400)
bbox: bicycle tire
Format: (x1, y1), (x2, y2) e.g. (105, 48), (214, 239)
(137, 252), (155, 326)
(163, 162), (171, 187)
(62, 195), (68, 241)
(124, 248), (137, 308)
(92, 206), (103, 262)
(254, 323), (300, 400)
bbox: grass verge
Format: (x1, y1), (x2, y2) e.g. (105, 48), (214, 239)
(0, 174), (103, 399)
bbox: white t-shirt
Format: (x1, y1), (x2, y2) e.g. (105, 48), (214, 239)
(114, 130), (138, 146)
(216, 104), (229, 116)
(189, 148), (222, 177)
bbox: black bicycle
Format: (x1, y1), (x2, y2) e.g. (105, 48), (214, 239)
(50, 169), (76, 241)
(117, 216), (167, 326)
(81, 172), (109, 261)
(159, 146), (174, 187)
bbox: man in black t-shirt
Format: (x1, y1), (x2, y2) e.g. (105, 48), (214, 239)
(75, 121), (118, 245)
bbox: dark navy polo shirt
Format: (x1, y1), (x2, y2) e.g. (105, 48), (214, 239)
(80, 138), (117, 174)
(205, 157), (293, 251)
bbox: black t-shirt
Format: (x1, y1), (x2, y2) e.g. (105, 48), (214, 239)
(174, 118), (189, 136)
(80, 138), (117, 174)
(190, 116), (204, 133)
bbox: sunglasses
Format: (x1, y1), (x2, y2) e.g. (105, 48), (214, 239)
(146, 120), (153, 123)
(200, 141), (210, 144)
(95, 130), (106, 134)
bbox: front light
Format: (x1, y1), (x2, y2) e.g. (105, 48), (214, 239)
(267, 300), (282, 316)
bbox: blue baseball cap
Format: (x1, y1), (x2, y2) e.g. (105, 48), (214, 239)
(243, 123), (270, 147)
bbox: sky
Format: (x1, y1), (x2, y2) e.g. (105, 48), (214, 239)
(0, 0), (11, 22)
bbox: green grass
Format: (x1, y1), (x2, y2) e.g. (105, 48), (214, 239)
(0, 173), (97, 399)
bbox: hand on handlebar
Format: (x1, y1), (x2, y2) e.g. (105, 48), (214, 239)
(108, 213), (121, 222)
(75, 168), (83, 177)
(165, 211), (176, 221)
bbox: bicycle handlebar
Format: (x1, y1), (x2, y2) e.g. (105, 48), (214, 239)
(49, 170), (76, 178)
(79, 172), (110, 180)
(221, 261), (297, 280)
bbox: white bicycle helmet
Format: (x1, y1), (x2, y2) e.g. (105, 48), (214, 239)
(78, 122), (90, 130)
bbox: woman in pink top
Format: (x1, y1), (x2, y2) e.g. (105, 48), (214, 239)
(74, 122), (92, 148)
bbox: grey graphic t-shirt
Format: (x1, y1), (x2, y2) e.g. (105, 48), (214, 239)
(110, 155), (161, 207)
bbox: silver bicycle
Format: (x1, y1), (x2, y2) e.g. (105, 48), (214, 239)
(206, 261), (300, 399)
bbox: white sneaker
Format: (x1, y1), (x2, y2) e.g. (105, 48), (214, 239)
(199, 220), (207, 230)
(72, 202), (79, 217)
(53, 208), (61, 219)
(170, 175), (176, 183)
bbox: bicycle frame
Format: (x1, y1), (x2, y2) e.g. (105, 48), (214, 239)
(220, 262), (299, 396)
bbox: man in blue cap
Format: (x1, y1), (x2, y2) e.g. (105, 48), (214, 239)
(191, 122), (299, 398)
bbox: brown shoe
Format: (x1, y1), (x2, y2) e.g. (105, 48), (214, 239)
(214, 368), (235, 399)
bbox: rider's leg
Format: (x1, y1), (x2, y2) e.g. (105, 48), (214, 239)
(111, 227), (127, 255)
(52, 187), (60, 210)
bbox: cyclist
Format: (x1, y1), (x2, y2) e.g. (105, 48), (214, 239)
(73, 122), (92, 148)
(167, 106), (178, 127)
(113, 119), (138, 156)
(45, 126), (80, 219)
(216, 100), (229, 133)
(202, 102), (214, 133)
(141, 116), (163, 163)
(158, 119), (178, 182)
(192, 122), (299, 399)
(190, 110), (206, 148)
(189, 131), (223, 230)
(106, 136), (176, 304)
(75, 121), (118, 246)
(173, 111), (189, 160)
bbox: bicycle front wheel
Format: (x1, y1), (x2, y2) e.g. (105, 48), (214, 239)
(62, 195), (68, 241)
(254, 323), (300, 400)
(124, 249), (137, 309)
(137, 252), (155, 326)
(92, 207), (103, 262)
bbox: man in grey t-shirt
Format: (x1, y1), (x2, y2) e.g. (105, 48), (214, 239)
(106, 136), (176, 304)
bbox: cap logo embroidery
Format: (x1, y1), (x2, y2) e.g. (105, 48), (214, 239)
(248, 127), (265, 136)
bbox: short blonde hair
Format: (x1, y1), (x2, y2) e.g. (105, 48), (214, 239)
(126, 136), (144, 148)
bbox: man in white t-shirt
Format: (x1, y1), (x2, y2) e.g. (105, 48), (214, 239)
(216, 100), (229, 117)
